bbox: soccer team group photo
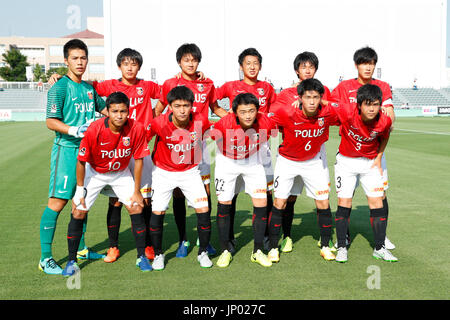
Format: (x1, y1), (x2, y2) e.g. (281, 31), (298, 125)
(37, 37), (400, 278)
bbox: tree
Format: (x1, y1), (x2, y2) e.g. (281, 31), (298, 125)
(44, 66), (68, 83)
(33, 64), (45, 82)
(0, 46), (29, 81)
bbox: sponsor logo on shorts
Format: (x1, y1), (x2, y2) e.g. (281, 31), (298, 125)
(315, 189), (329, 196)
(195, 197), (208, 203)
(254, 188), (267, 194)
(141, 187), (152, 194)
(201, 174), (210, 181)
(122, 137), (130, 146)
(373, 187), (384, 192)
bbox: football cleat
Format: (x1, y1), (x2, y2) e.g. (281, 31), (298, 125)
(38, 257), (63, 275)
(216, 250), (232, 268)
(62, 260), (80, 277)
(373, 247), (398, 262)
(152, 254), (165, 270)
(268, 248), (280, 263)
(176, 240), (190, 258)
(320, 246), (336, 261)
(104, 247), (120, 263)
(280, 236), (293, 253)
(335, 247), (348, 263)
(196, 238), (217, 256)
(250, 249), (272, 267)
(77, 247), (105, 260)
(333, 235), (351, 250)
(384, 237), (396, 250)
(136, 255), (153, 272)
(145, 246), (155, 260)
(317, 239), (337, 253)
(197, 251), (213, 268)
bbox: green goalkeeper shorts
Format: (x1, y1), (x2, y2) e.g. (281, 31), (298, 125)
(48, 144), (79, 200)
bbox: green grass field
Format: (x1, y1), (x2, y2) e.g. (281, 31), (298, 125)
(0, 117), (449, 300)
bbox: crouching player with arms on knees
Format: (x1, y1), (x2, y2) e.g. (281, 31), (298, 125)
(147, 86), (213, 270)
(62, 92), (152, 276)
(333, 84), (397, 263)
(269, 78), (340, 262)
(209, 93), (277, 268)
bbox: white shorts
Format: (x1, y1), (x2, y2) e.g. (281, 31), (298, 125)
(234, 141), (274, 194)
(354, 153), (389, 191)
(334, 153), (385, 199)
(76, 165), (136, 211)
(100, 155), (153, 198)
(151, 165), (209, 212)
(199, 140), (211, 185)
(273, 152), (330, 201)
(214, 152), (267, 202)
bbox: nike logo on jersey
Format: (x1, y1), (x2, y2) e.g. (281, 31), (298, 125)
(72, 97), (78, 101)
(350, 125), (358, 130)
(294, 122), (304, 125)
(166, 136), (175, 139)
(100, 142), (110, 145)
(349, 89), (358, 93)
(236, 90), (245, 93)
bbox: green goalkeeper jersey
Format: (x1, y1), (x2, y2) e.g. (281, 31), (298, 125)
(46, 75), (106, 148)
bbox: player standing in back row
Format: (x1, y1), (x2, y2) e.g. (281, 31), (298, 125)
(38, 39), (107, 275)
(330, 46), (396, 250)
(154, 43), (227, 258)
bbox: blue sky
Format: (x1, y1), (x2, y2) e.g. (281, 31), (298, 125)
(0, 0), (102, 38)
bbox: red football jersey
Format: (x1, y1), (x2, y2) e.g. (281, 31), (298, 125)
(147, 112), (211, 172)
(215, 80), (277, 114)
(271, 104), (340, 161)
(270, 84), (331, 114)
(330, 78), (393, 108)
(78, 118), (150, 173)
(210, 112), (277, 160)
(159, 77), (217, 119)
(336, 103), (392, 159)
(93, 79), (160, 129)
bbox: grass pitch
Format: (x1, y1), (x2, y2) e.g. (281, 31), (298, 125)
(0, 117), (449, 300)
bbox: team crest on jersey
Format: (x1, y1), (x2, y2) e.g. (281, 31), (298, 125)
(122, 137), (131, 146)
(79, 147), (86, 156)
(197, 84), (204, 92)
(87, 91), (93, 100)
(50, 104), (57, 113)
(318, 117), (324, 127)
(136, 87), (144, 96)
(190, 131), (198, 141)
(370, 131), (379, 139)
(257, 88), (265, 96)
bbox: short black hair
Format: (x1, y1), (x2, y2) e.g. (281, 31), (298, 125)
(176, 43), (202, 63)
(293, 51), (319, 73)
(232, 93), (260, 113)
(357, 84), (382, 106)
(167, 86), (195, 105)
(116, 48), (143, 68)
(297, 78), (324, 97)
(238, 48), (262, 66)
(353, 46), (378, 65)
(63, 39), (88, 59)
(106, 91), (129, 109)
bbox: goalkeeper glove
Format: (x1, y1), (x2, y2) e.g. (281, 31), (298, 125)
(68, 119), (95, 138)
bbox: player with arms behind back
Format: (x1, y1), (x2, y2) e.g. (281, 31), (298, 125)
(269, 79), (340, 262)
(333, 84), (397, 263)
(154, 43), (227, 258)
(270, 51), (333, 253)
(210, 93), (277, 268)
(215, 48), (277, 253)
(38, 39), (107, 275)
(147, 86), (213, 270)
(62, 92), (152, 276)
(330, 46), (395, 250)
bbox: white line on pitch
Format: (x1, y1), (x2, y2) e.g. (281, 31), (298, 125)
(394, 128), (450, 136)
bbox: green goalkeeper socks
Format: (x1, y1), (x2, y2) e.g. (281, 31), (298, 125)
(39, 207), (60, 260)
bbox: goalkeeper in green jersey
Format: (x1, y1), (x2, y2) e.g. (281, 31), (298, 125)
(38, 39), (108, 275)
